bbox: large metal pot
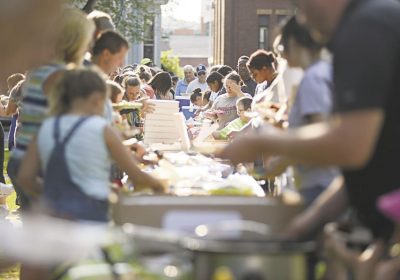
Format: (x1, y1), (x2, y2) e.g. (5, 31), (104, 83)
(180, 221), (315, 280)
(182, 237), (315, 280)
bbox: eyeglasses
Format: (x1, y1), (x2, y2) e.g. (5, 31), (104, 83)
(198, 72), (206, 76)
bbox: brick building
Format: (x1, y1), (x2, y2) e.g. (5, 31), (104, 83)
(213, 0), (294, 67)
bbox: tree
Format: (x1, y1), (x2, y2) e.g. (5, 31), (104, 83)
(161, 50), (183, 78)
(68, 0), (167, 42)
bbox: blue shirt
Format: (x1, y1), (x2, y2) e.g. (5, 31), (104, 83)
(288, 60), (339, 190)
(175, 79), (189, 96)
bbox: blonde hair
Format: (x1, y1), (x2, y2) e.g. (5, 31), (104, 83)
(49, 66), (107, 115)
(54, 8), (95, 64)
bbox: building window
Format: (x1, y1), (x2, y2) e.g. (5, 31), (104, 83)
(277, 15), (289, 25)
(258, 15), (269, 49)
(143, 18), (155, 61)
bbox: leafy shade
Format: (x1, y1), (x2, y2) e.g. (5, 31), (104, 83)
(68, 0), (162, 42)
(161, 50), (183, 78)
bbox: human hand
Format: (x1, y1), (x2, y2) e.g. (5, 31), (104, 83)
(227, 130), (240, 140)
(216, 134), (261, 165)
(138, 98), (155, 114)
(130, 142), (146, 160)
(264, 157), (289, 179)
(230, 82), (242, 96)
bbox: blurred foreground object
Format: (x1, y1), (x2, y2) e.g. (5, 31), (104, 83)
(0, 214), (110, 265)
(0, 0), (62, 81)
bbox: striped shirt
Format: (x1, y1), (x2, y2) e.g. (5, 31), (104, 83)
(12, 64), (64, 159)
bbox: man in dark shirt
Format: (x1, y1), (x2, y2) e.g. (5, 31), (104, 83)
(237, 56), (257, 96)
(219, 0), (400, 241)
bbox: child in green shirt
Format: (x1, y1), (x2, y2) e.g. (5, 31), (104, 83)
(212, 97), (252, 140)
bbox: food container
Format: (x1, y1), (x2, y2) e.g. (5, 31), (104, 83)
(179, 220), (314, 280)
(183, 236), (315, 280)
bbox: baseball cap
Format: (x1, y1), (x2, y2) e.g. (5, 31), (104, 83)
(141, 58), (153, 66)
(196, 64), (207, 74)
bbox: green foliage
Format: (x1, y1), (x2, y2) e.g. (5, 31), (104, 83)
(161, 50), (183, 78)
(68, 0), (164, 42)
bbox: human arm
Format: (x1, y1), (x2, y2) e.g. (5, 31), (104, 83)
(218, 109), (383, 168)
(0, 103), (7, 116)
(5, 100), (17, 116)
(16, 138), (43, 197)
(229, 82), (245, 97)
(282, 176), (348, 240)
(104, 126), (164, 192)
(264, 156), (292, 179)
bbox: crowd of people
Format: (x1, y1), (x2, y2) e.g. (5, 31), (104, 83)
(1, 0), (400, 279)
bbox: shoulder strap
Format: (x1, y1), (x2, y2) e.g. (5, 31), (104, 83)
(62, 116), (91, 145)
(53, 117), (61, 144)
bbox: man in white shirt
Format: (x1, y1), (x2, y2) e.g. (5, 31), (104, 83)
(186, 64), (208, 95)
(175, 65), (195, 96)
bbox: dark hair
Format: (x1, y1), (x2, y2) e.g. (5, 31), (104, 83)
(139, 71), (152, 83)
(87, 10), (114, 35)
(107, 80), (123, 103)
(237, 56), (249, 63)
(190, 88), (202, 103)
(203, 89), (212, 103)
(206, 71), (224, 90)
(237, 97), (253, 110)
(92, 30), (129, 56)
(247, 50), (277, 71)
(137, 65), (153, 82)
(209, 65), (222, 73)
(225, 71), (241, 84)
(149, 71), (172, 97)
(123, 76), (141, 89)
(280, 16), (323, 53)
(49, 67), (107, 115)
(113, 74), (124, 86)
(171, 76), (179, 83)
(217, 65), (234, 77)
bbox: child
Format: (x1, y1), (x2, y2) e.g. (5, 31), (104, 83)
(122, 76), (144, 128)
(207, 72), (250, 129)
(190, 88), (208, 107)
(212, 97), (252, 140)
(17, 67), (164, 222)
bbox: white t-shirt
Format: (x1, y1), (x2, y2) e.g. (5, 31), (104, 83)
(185, 78), (208, 95)
(38, 115), (111, 200)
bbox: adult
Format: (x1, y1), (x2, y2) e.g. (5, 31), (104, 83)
(9, 8), (95, 210)
(237, 56), (257, 96)
(7, 80), (25, 151)
(269, 16), (340, 206)
(209, 72), (249, 129)
(91, 31), (129, 77)
(247, 50), (286, 107)
(217, 65), (234, 77)
(206, 71), (226, 103)
(149, 72), (173, 100)
(84, 10), (115, 65)
(186, 64), (208, 95)
(91, 31), (129, 123)
(220, 0), (400, 246)
(87, 10), (115, 39)
(175, 65), (195, 96)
